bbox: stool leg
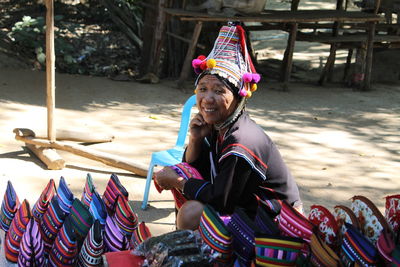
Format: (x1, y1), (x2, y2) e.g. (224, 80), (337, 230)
(141, 162), (155, 210)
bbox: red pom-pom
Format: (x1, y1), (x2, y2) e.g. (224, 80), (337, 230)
(200, 61), (207, 70)
(243, 73), (252, 83)
(197, 55), (206, 61)
(252, 73), (261, 83)
(192, 59), (202, 68)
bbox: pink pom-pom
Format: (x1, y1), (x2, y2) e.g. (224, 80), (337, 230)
(243, 73), (252, 83)
(197, 55), (206, 61)
(252, 73), (261, 83)
(192, 59), (202, 68)
(194, 67), (202, 75)
(239, 88), (248, 97)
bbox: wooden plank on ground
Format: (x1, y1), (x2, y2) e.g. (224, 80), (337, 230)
(26, 143), (65, 170)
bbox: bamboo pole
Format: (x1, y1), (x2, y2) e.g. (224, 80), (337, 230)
(46, 0), (56, 142)
(25, 144), (66, 170)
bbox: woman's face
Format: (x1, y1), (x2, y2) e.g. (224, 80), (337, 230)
(196, 75), (238, 125)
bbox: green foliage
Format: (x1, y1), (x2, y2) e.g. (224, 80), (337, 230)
(9, 15), (83, 73)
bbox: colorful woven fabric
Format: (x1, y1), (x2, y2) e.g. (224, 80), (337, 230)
(333, 204), (361, 239)
(39, 196), (69, 254)
(81, 173), (95, 209)
(227, 207), (260, 264)
(340, 223), (378, 267)
(48, 215), (78, 266)
(104, 215), (129, 252)
(385, 194), (400, 238)
(89, 190), (107, 226)
(113, 195), (138, 238)
(308, 205), (339, 247)
(198, 204), (233, 264)
(170, 162), (204, 180)
(351, 195), (391, 245)
(0, 180), (20, 232)
(376, 228), (396, 265)
(77, 219), (104, 267)
(255, 186), (283, 218)
(255, 204), (280, 236)
(17, 218), (45, 267)
(57, 176), (74, 214)
(32, 178), (56, 223)
(130, 221), (152, 249)
(254, 233), (304, 267)
(309, 233), (340, 267)
(278, 200), (315, 243)
(4, 199), (31, 263)
(102, 173), (128, 215)
(70, 198), (94, 248)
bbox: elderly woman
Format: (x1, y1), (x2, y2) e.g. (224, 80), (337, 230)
(155, 24), (301, 230)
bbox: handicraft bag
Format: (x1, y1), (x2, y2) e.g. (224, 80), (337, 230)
(113, 195), (138, 238)
(81, 173), (95, 209)
(385, 194), (400, 241)
(57, 176), (74, 214)
(254, 186), (283, 218)
(77, 219), (104, 267)
(198, 204), (233, 264)
(70, 198), (94, 248)
(308, 204), (339, 248)
(0, 180), (20, 232)
(255, 204), (280, 236)
(333, 204), (361, 239)
(309, 233), (340, 267)
(102, 173), (129, 215)
(104, 214), (129, 252)
(351, 195), (391, 245)
(89, 190), (107, 226)
(32, 178), (56, 223)
(130, 221), (152, 249)
(18, 218), (45, 267)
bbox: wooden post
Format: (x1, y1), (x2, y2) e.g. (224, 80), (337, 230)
(150, 0), (167, 76)
(280, 0), (300, 88)
(46, 0), (56, 142)
(177, 21), (203, 90)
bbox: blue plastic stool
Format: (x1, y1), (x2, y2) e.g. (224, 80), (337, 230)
(141, 95), (197, 210)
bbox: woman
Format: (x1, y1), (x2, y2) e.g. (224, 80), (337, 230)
(155, 24), (301, 230)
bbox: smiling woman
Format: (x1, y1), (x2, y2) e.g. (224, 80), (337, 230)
(154, 23), (302, 231)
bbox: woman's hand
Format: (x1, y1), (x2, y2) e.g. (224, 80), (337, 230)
(154, 167), (186, 191)
(189, 113), (212, 140)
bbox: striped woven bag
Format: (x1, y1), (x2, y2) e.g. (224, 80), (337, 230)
(77, 219), (104, 267)
(89, 190), (107, 226)
(70, 198), (94, 248)
(309, 233), (340, 266)
(340, 223), (378, 266)
(48, 215), (78, 266)
(81, 173), (95, 209)
(113, 196), (138, 238)
(32, 179), (56, 222)
(0, 180), (20, 232)
(254, 233), (305, 267)
(39, 195), (69, 255)
(57, 176), (74, 214)
(104, 215), (129, 252)
(102, 173), (128, 215)
(4, 199), (31, 263)
(130, 221), (152, 249)
(17, 218), (45, 267)
(198, 205), (233, 264)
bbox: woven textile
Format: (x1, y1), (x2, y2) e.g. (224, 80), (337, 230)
(77, 220), (104, 267)
(254, 187), (283, 218)
(392, 245), (400, 266)
(102, 173), (129, 215)
(278, 200), (315, 243)
(255, 204), (280, 236)
(254, 233), (304, 267)
(340, 223), (378, 267)
(333, 205), (361, 239)
(4, 199), (31, 263)
(81, 173), (95, 209)
(70, 198), (94, 248)
(351, 195), (391, 245)
(198, 205), (232, 264)
(39, 196), (69, 254)
(89, 190), (107, 226)
(308, 205), (339, 247)
(113, 196), (138, 238)
(385, 194), (400, 239)
(309, 233), (340, 267)
(57, 176), (74, 214)
(0, 180), (20, 232)
(227, 207), (260, 264)
(48, 215), (78, 266)
(17, 218), (45, 267)
(104, 215), (129, 252)
(130, 221), (152, 249)
(376, 228), (396, 265)
(32, 178), (56, 223)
